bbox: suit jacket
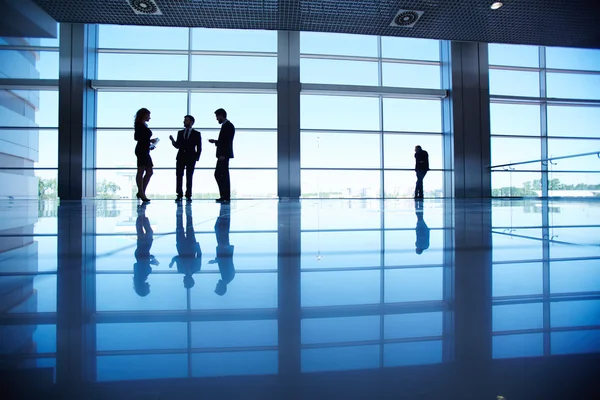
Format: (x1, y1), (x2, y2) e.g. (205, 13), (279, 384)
(415, 150), (429, 171)
(213, 120), (235, 159)
(172, 128), (201, 162)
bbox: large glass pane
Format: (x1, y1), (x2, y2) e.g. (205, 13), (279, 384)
(493, 262), (543, 297)
(547, 105), (600, 138)
(301, 95), (379, 131)
(97, 91), (187, 128)
(301, 200), (383, 230)
(383, 99), (441, 132)
(488, 44), (539, 68)
(384, 341), (442, 367)
(384, 313), (443, 339)
(384, 230), (444, 265)
(96, 169), (277, 199)
(0, 90), (58, 128)
(493, 334), (543, 359)
(301, 270), (380, 307)
(493, 303), (543, 331)
(300, 59), (379, 86)
(491, 137), (541, 171)
(97, 354), (187, 381)
(192, 320), (278, 348)
(97, 130), (276, 169)
(551, 330), (600, 356)
(98, 54), (188, 80)
(301, 131), (380, 168)
(300, 170), (380, 198)
(381, 37), (440, 61)
(385, 268), (443, 303)
(384, 170), (444, 198)
(489, 69), (540, 97)
(300, 32), (378, 57)
(492, 228), (544, 262)
(302, 316), (380, 344)
(301, 231), (381, 269)
(546, 47), (600, 71)
(550, 260), (600, 294)
(383, 134), (442, 170)
(382, 63), (440, 89)
(99, 25), (189, 49)
(547, 72), (600, 100)
(491, 171), (542, 197)
(547, 172), (600, 197)
(192, 28), (277, 52)
(490, 103), (541, 136)
(547, 138), (600, 171)
(302, 345), (379, 373)
(191, 55), (276, 82)
(191, 93), (276, 129)
(97, 322), (187, 351)
(192, 351), (278, 377)
(0, 50), (58, 79)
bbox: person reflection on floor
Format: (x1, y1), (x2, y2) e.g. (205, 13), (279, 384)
(134, 204), (159, 296)
(208, 203), (235, 296)
(169, 202), (202, 289)
(415, 200), (430, 255)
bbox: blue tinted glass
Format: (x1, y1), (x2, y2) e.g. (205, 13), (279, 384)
(550, 260), (600, 293)
(302, 345), (379, 372)
(301, 231), (381, 269)
(547, 72), (600, 100)
(382, 63), (441, 89)
(302, 316), (380, 344)
(551, 330), (600, 355)
(493, 303), (543, 331)
(489, 69), (540, 97)
(384, 268), (443, 303)
(301, 95), (380, 131)
(546, 47), (600, 71)
(98, 53), (188, 80)
(300, 32), (378, 57)
(383, 99), (441, 132)
(191, 320), (278, 347)
(301, 59), (379, 86)
(301, 131), (380, 169)
(192, 351), (278, 377)
(490, 103), (541, 136)
(381, 37), (440, 61)
(191, 55), (276, 82)
(493, 333), (543, 359)
(489, 44), (539, 67)
(97, 354), (188, 381)
(492, 262), (543, 297)
(547, 105), (600, 138)
(384, 312), (443, 339)
(97, 322), (188, 351)
(192, 28), (277, 52)
(551, 299), (600, 328)
(99, 25), (189, 49)
(301, 270), (380, 307)
(384, 341), (442, 367)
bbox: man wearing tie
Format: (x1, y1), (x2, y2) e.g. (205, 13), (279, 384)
(170, 115), (201, 202)
(208, 108), (235, 204)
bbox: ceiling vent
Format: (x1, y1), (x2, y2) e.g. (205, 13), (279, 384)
(127, 0), (162, 16)
(390, 10), (424, 28)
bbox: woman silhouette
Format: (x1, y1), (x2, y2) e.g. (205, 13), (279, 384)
(134, 108), (156, 202)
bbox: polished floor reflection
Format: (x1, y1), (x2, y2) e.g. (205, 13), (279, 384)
(1, 198), (599, 399)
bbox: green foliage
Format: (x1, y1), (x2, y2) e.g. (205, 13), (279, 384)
(97, 179), (121, 199)
(38, 177), (57, 200)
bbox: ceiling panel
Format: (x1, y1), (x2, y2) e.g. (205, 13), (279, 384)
(30, 0), (600, 48)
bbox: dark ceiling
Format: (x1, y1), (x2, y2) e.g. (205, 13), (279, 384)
(30, 0), (600, 49)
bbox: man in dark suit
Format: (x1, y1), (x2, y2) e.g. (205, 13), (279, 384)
(208, 108), (235, 204)
(169, 203), (202, 290)
(169, 115), (201, 202)
(414, 145), (430, 199)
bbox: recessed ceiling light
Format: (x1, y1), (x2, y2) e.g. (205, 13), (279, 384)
(491, 2), (503, 9)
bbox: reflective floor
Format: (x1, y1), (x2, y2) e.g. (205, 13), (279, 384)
(1, 198), (599, 399)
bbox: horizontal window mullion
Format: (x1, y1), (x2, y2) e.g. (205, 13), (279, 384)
(301, 336), (444, 350)
(0, 45), (59, 52)
(94, 167), (277, 170)
(0, 126), (58, 130)
(95, 127), (276, 132)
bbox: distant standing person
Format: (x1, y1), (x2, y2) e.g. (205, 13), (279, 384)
(134, 108), (156, 202)
(208, 108), (235, 204)
(414, 145), (429, 199)
(169, 115), (201, 202)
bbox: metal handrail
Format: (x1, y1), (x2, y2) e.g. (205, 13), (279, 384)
(489, 150), (600, 169)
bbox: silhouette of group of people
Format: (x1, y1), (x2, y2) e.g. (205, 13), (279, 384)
(134, 108), (235, 204)
(133, 203), (235, 296)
